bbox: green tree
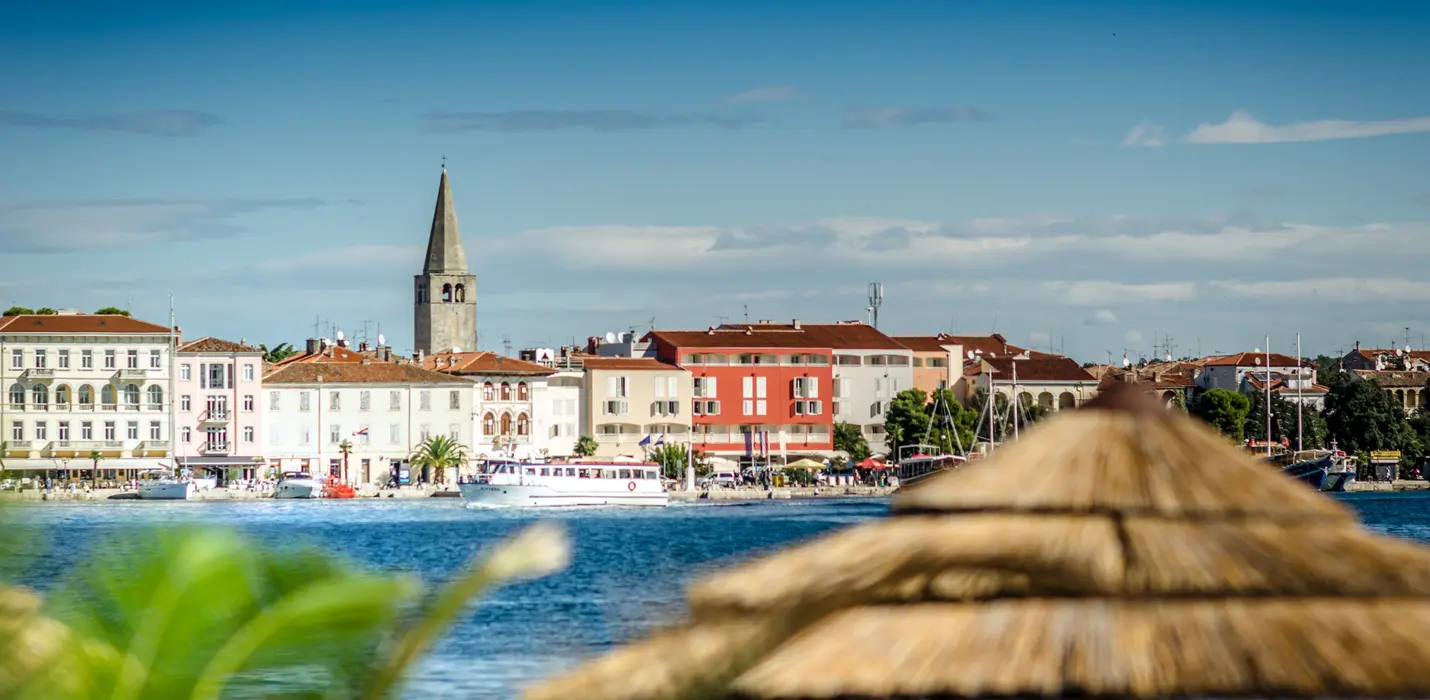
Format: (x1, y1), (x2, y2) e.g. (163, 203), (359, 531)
(339, 440), (354, 484)
(883, 388), (930, 457)
(1243, 390), (1329, 449)
(650, 442), (711, 481)
(1323, 377), (1408, 455)
(93, 307), (130, 317)
(2, 306), (34, 316)
(885, 388), (980, 456)
(573, 435), (597, 457)
(259, 342), (299, 363)
(1190, 388), (1251, 441)
(408, 435), (467, 484)
(34, 307), (56, 315)
(832, 422), (871, 462)
(930, 388), (980, 453)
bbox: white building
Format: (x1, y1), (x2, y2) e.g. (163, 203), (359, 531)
(823, 325), (916, 457)
(174, 337), (267, 480)
(0, 312), (176, 477)
(422, 350), (579, 459)
(262, 357), (474, 485)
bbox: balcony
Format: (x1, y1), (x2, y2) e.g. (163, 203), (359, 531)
(138, 440), (171, 455)
(595, 434), (638, 444)
(201, 409), (230, 422)
(52, 440), (125, 455)
(117, 368), (148, 379)
(201, 442), (230, 454)
(4, 440), (34, 456)
(25, 368), (55, 380)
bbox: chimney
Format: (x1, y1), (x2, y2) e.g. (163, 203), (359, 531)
(1355, 340), (1361, 351)
(792, 319), (801, 329)
(359, 341), (370, 352)
(417, 350), (425, 364)
(306, 338), (321, 355)
(327, 345), (336, 358)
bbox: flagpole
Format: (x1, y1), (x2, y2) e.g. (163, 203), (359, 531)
(1265, 335), (1271, 457)
(685, 430), (694, 491)
(1296, 333), (1304, 452)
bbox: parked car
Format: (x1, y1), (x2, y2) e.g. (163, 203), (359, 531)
(698, 471), (739, 489)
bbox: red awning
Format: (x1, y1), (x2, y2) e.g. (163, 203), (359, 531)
(856, 457), (889, 470)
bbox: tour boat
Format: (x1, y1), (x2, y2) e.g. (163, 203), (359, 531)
(1280, 451), (1357, 492)
(274, 472), (319, 499)
(137, 469), (196, 500)
(896, 449), (968, 490)
(459, 459), (669, 507)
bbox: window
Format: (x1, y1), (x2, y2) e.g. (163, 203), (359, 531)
(500, 382), (512, 401)
(483, 413), (496, 436)
(149, 350), (161, 369)
(793, 377), (820, 399)
(81, 350), (92, 369)
(420, 425), (432, 441)
(81, 422), (93, 440)
(9, 350), (21, 370)
(58, 422), (69, 440)
(517, 383), (529, 401)
(743, 399), (753, 414)
(756, 399), (767, 416)
(756, 376), (767, 399)
(180, 364), (191, 381)
(7, 384), (23, 407)
(206, 427), (228, 449)
(602, 400), (629, 416)
(180, 395), (191, 412)
(124, 384), (140, 407)
(358, 425), (370, 445)
(300, 427), (311, 445)
(836, 355), (861, 366)
(242, 364), (254, 381)
(390, 424), (401, 444)
(269, 392), (280, 411)
(9, 423), (19, 440)
(330, 424), (341, 444)
(54, 385), (69, 406)
(127, 350), (139, 369)
(742, 376), (754, 398)
(147, 385), (163, 408)
(34, 349), (46, 369)
(104, 421), (116, 440)
(605, 376), (628, 398)
(127, 421), (139, 440)
(34, 422), (46, 440)
(181, 426), (194, 443)
(207, 363), (226, 389)
(31, 385), (47, 406)
(499, 414), (512, 435)
(448, 423), (460, 441)
(299, 392), (311, 412)
(449, 390), (461, 409)
(329, 391), (340, 410)
(243, 395), (254, 412)
(516, 413), (530, 436)
(78, 385), (93, 406)
(149, 422), (161, 440)
(482, 383), (494, 401)
(419, 391), (431, 410)
(101, 385), (116, 407)
(104, 350), (116, 369)
(360, 391), (371, 411)
(244, 426), (255, 443)
(390, 391), (401, 410)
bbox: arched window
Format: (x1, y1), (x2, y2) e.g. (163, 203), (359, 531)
(31, 385), (48, 406)
(101, 385), (117, 407)
(482, 413), (496, 436)
(8, 384), (24, 407)
(147, 385), (163, 408)
(482, 382), (495, 401)
(416, 285), (427, 304)
(499, 413), (512, 435)
(517, 382), (529, 401)
(124, 384), (140, 407)
(516, 413), (530, 436)
(78, 385), (93, 406)
(442, 283), (453, 302)
(454, 284), (466, 302)
(500, 382), (512, 401)
(54, 385), (70, 406)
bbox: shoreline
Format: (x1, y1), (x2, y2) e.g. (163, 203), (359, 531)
(0, 484), (897, 503)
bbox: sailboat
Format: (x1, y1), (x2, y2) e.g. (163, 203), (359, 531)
(894, 389), (969, 490)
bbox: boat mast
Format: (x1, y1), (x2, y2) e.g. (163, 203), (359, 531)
(1296, 332), (1303, 453)
(1265, 335), (1272, 458)
(1011, 359), (1019, 443)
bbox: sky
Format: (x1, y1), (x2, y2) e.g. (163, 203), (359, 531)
(3, 0), (1429, 363)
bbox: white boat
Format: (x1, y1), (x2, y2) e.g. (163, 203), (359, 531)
(137, 470), (196, 500)
(459, 459), (669, 507)
(274, 472), (319, 499)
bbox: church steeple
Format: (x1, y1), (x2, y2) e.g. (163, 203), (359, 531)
(423, 167), (469, 274)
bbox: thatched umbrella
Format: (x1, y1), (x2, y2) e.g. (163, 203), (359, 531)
(525, 384), (1430, 700)
(0, 585), (68, 694)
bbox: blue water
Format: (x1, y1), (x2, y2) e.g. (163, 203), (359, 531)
(4, 492), (1430, 698)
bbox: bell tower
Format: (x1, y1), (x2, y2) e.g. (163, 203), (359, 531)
(413, 166), (477, 355)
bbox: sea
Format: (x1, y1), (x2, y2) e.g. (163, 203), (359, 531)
(4, 492), (1430, 698)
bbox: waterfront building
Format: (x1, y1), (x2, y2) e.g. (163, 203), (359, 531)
(1090, 361), (1200, 408)
(0, 312), (175, 478)
(173, 337), (266, 480)
(579, 357), (692, 458)
(421, 350), (561, 459)
(413, 167), (477, 357)
(968, 355), (1100, 411)
(894, 333), (1034, 405)
(1350, 369), (1427, 414)
(520, 348), (585, 458)
(261, 357), (474, 484)
(1340, 341), (1430, 372)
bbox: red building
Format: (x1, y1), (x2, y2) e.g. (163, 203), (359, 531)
(645, 325), (837, 461)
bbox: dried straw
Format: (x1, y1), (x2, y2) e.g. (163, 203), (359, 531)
(0, 585), (68, 694)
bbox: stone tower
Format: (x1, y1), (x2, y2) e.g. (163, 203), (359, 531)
(413, 167), (477, 355)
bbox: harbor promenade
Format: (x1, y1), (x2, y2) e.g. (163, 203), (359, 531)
(0, 484), (898, 502)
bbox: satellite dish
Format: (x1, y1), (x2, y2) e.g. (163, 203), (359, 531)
(1165, 354), (1172, 362)
(604, 331), (617, 343)
(1398, 348), (1406, 356)
(1122, 357), (1131, 368)
(966, 351), (975, 360)
(1253, 356), (1262, 365)
(335, 329), (345, 341)
(377, 333), (386, 345)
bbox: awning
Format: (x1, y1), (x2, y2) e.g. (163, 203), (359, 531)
(0, 459), (172, 471)
(176, 456), (265, 467)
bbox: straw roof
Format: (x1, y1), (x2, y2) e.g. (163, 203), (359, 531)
(524, 384), (1430, 700)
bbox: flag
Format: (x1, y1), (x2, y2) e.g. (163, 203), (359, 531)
(352, 427), (368, 437)
(744, 430), (754, 456)
(638, 435), (652, 448)
(655, 434), (665, 446)
(761, 431), (769, 458)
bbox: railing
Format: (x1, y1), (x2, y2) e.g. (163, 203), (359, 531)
(141, 440), (171, 450)
(202, 409), (231, 422)
(5, 440), (33, 451)
(100, 404), (118, 412)
(118, 368), (148, 378)
(201, 442), (230, 454)
(25, 368), (55, 378)
(53, 440), (125, 451)
(594, 434), (637, 443)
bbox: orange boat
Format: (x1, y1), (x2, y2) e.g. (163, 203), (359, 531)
(321, 483), (357, 499)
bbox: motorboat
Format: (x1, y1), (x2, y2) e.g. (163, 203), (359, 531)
(459, 459), (669, 507)
(274, 472), (319, 499)
(136, 469), (196, 500)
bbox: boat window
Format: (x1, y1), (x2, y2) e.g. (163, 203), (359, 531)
(579, 469), (591, 479)
(525, 468), (537, 476)
(540, 468), (550, 476)
(646, 469), (657, 479)
(618, 469), (631, 479)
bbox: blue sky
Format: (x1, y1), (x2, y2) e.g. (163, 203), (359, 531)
(3, 0), (1429, 362)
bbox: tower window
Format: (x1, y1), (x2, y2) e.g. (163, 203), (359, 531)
(416, 284), (427, 304)
(454, 284), (466, 302)
(442, 283), (453, 302)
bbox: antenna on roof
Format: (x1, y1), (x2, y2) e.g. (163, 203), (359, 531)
(502, 335), (512, 357)
(867, 282), (883, 329)
(743, 304), (749, 325)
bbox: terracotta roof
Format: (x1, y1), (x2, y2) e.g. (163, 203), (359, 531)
(1353, 370), (1430, 388)
(1203, 351), (1304, 368)
(648, 322), (904, 351)
(423, 351), (555, 376)
(582, 357), (684, 371)
(1243, 375), (1329, 395)
(0, 314), (169, 335)
(264, 360), (472, 385)
(981, 356), (1097, 383)
(892, 333), (1030, 357)
(273, 345), (369, 366)
(177, 337), (260, 354)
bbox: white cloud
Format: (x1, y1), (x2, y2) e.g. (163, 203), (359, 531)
(1029, 331), (1052, 345)
(1125, 330), (1145, 344)
(1121, 122), (1165, 147)
(1185, 109), (1430, 144)
(1088, 309), (1118, 325)
(723, 86), (802, 104)
(1210, 278), (1430, 302)
(0, 198), (325, 253)
(1042, 281), (1197, 306)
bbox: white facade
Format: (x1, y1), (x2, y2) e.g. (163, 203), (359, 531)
(262, 378), (474, 484)
(532, 369), (581, 457)
(470, 375), (542, 459)
(831, 349), (915, 456)
(0, 315), (175, 474)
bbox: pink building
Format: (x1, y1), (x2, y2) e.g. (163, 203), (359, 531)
(174, 337), (266, 480)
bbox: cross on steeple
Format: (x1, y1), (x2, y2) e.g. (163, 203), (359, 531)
(441, 154), (446, 170)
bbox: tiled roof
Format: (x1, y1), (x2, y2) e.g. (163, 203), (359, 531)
(981, 356), (1097, 383)
(264, 361), (472, 385)
(582, 357), (684, 371)
(892, 333), (1030, 357)
(423, 351), (555, 376)
(273, 345), (369, 366)
(178, 337), (260, 354)
(1243, 375), (1329, 394)
(0, 314), (169, 335)
(1353, 370), (1430, 388)
(1203, 352), (1304, 368)
(649, 322), (904, 351)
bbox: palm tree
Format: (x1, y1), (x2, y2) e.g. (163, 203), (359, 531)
(258, 342), (299, 364)
(409, 435), (467, 486)
(88, 450), (103, 485)
(573, 435), (597, 457)
(0, 440), (8, 472)
(338, 440), (354, 485)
